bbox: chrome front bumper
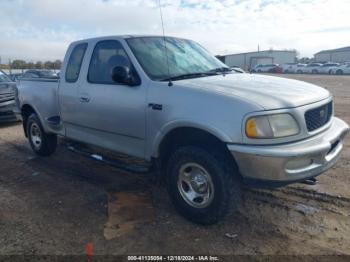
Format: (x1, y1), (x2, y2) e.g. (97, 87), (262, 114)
(228, 117), (349, 183)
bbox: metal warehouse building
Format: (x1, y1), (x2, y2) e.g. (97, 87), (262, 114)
(314, 46), (350, 63)
(218, 50), (297, 70)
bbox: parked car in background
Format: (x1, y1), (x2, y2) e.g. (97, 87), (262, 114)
(0, 70), (20, 122)
(330, 63), (350, 75)
(8, 73), (23, 81)
(251, 64), (282, 73)
(301, 63), (322, 74)
(22, 70), (58, 79)
(16, 35), (349, 224)
(281, 63), (297, 73)
(275, 65), (283, 73)
(318, 63), (340, 74)
(294, 63), (307, 74)
(281, 63), (307, 74)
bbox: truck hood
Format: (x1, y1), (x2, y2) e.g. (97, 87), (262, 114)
(177, 74), (330, 110)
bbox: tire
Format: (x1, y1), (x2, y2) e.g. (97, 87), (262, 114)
(26, 113), (57, 156)
(312, 69), (318, 74)
(328, 70), (332, 75)
(297, 70), (303, 74)
(166, 146), (241, 225)
(336, 69), (343, 75)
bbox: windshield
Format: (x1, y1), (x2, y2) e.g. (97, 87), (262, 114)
(126, 37), (228, 81)
(0, 71), (12, 82)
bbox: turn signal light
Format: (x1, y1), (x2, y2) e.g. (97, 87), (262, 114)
(246, 118), (257, 138)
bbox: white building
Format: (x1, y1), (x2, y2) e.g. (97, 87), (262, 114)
(218, 50), (297, 70)
(314, 46), (350, 63)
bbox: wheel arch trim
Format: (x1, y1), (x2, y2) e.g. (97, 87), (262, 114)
(21, 103), (47, 135)
(149, 120), (233, 159)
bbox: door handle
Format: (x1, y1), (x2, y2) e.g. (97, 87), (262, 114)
(79, 96), (90, 103)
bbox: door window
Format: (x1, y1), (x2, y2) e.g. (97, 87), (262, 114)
(88, 40), (131, 84)
(65, 43), (87, 83)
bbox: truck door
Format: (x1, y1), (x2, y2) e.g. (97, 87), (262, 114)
(59, 42), (88, 134)
(65, 39), (147, 159)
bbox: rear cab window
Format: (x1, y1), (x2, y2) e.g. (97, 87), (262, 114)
(65, 43), (88, 83)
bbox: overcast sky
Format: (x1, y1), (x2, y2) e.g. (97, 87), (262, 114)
(1, 0), (350, 62)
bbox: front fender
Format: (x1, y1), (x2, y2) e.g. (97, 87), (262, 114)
(149, 119), (233, 158)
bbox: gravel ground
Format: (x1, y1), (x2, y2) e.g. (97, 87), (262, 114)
(0, 74), (349, 257)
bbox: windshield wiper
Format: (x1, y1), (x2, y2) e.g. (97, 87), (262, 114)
(208, 67), (233, 73)
(160, 72), (218, 82)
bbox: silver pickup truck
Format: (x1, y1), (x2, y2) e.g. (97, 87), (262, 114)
(16, 36), (349, 224)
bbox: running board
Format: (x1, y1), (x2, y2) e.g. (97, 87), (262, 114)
(66, 144), (151, 174)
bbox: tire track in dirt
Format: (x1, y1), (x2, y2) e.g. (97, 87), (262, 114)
(241, 186), (350, 254)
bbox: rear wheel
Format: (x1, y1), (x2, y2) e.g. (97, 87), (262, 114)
(27, 113), (57, 156)
(166, 146), (241, 225)
(336, 69), (343, 75)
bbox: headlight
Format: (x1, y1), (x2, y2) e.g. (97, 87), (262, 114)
(246, 113), (299, 139)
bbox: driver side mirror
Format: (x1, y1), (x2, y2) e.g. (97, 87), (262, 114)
(111, 66), (137, 86)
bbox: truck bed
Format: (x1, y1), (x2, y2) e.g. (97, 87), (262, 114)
(17, 78), (61, 134)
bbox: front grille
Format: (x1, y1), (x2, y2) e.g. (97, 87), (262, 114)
(0, 92), (15, 103)
(305, 101), (333, 132)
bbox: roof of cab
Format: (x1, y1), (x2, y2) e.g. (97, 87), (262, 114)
(70, 35), (185, 45)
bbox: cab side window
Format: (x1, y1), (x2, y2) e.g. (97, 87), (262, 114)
(65, 43), (87, 83)
(88, 40), (131, 84)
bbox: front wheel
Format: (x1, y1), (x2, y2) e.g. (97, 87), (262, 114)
(166, 146), (241, 224)
(27, 113), (57, 156)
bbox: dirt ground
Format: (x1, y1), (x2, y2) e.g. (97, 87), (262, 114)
(0, 74), (349, 257)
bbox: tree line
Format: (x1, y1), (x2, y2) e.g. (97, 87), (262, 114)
(0, 60), (62, 70)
